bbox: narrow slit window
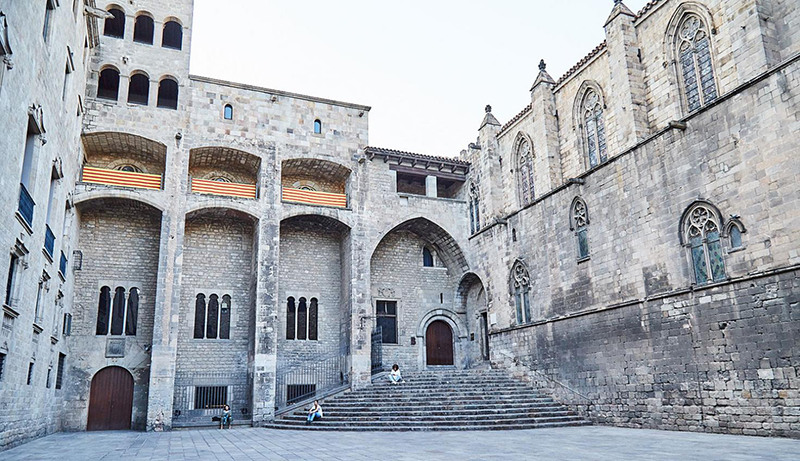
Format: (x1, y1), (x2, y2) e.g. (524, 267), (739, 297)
(308, 298), (318, 340)
(125, 287), (138, 336)
(313, 119), (322, 134)
(223, 104), (233, 120)
(296, 297), (307, 340)
(206, 294), (219, 339)
(193, 293), (206, 339)
(95, 286), (111, 335)
(286, 297), (295, 340)
(219, 295), (231, 339)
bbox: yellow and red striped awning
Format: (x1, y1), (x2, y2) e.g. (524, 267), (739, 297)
(282, 187), (347, 208)
(191, 178), (257, 199)
(82, 166), (162, 190)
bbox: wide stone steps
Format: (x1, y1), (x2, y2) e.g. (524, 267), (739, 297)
(268, 368), (589, 431)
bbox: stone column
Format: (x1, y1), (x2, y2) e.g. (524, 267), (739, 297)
(425, 175), (438, 198)
(604, 1), (649, 150)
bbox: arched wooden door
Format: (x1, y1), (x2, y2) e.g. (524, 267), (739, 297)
(87, 366), (134, 431)
(426, 320), (454, 366)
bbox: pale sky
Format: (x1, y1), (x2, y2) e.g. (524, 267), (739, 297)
(190, 1), (651, 157)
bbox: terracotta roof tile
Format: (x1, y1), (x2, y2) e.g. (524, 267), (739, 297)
(365, 146), (471, 166)
(498, 104), (532, 135)
(635, 0), (663, 18)
(555, 40), (607, 87)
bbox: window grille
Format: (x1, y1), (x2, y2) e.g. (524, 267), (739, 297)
(376, 300), (397, 344)
(194, 386), (227, 409)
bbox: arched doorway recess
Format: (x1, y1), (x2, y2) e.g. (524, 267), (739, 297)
(87, 366), (134, 431)
(426, 320), (454, 366)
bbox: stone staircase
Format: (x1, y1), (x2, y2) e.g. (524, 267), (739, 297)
(266, 368), (590, 431)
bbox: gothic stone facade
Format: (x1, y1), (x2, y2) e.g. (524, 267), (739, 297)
(0, 0), (798, 450)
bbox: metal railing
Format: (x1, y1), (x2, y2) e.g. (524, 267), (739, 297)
(371, 326), (383, 374)
(275, 350), (349, 410)
(44, 225), (55, 258)
(190, 177), (257, 199)
(18, 183), (35, 227)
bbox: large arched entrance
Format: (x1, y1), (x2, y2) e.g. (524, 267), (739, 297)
(87, 366), (134, 430)
(426, 320), (454, 366)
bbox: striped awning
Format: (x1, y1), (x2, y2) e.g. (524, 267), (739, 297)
(191, 178), (257, 199)
(82, 166), (162, 190)
(282, 187), (347, 208)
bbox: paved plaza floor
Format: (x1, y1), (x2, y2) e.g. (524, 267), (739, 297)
(2, 426), (798, 460)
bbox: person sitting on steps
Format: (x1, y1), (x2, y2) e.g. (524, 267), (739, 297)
(389, 363), (405, 384)
(219, 404), (233, 429)
(306, 400), (323, 425)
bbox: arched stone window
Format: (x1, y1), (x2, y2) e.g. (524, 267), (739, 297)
(676, 14), (717, 112)
(308, 298), (318, 340)
(297, 297), (308, 340)
(96, 286), (137, 335)
(223, 104), (233, 120)
(724, 217), (746, 251)
(313, 119), (322, 134)
(193, 292), (231, 339)
(157, 77), (178, 109)
(133, 14), (154, 45)
(581, 89), (607, 168)
(103, 8), (125, 38)
(97, 67), (120, 100)
(510, 260), (532, 324)
(127, 72), (149, 105)
(570, 197), (590, 260)
(423, 247), (434, 267)
(681, 202), (725, 284)
(286, 297), (295, 340)
(469, 182), (480, 234)
(162, 20), (182, 49)
(514, 134), (535, 206)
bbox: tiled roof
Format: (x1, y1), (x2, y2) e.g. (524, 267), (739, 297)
(635, 0), (664, 18)
(498, 104), (532, 135)
(365, 146), (471, 167)
(555, 40), (607, 87)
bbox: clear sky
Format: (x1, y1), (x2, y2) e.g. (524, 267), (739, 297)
(190, 1), (651, 157)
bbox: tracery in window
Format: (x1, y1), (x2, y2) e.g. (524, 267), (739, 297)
(515, 135), (535, 206)
(677, 14), (717, 112)
(582, 90), (607, 168)
(570, 197), (590, 260)
(510, 261), (532, 324)
(682, 203), (725, 284)
(469, 182), (480, 234)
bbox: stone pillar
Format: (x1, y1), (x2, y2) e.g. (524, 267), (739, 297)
(348, 227), (372, 389)
(251, 145), (279, 425)
(425, 175), (437, 198)
(529, 60), (563, 191)
(604, 1), (649, 150)
(145, 140), (188, 431)
(477, 105), (501, 220)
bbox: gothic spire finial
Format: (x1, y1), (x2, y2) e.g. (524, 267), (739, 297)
(485, 104), (492, 113)
(538, 59), (546, 71)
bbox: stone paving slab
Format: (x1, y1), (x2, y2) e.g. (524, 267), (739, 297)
(1, 426), (798, 460)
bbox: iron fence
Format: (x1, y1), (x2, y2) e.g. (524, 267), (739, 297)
(275, 350), (348, 410)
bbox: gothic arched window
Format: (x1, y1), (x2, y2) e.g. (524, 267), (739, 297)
(422, 247), (434, 267)
(682, 203), (725, 284)
(582, 90), (607, 168)
(510, 261), (532, 324)
(515, 135), (535, 206)
(677, 14), (717, 112)
(469, 183), (480, 234)
(570, 197), (590, 260)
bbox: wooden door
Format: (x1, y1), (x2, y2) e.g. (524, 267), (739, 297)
(87, 366), (134, 431)
(426, 320), (454, 365)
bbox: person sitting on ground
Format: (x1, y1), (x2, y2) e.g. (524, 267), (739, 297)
(389, 363), (405, 384)
(220, 404), (233, 429)
(306, 400), (323, 425)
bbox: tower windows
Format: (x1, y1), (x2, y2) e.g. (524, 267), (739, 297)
(162, 20), (182, 49)
(286, 296), (318, 340)
(97, 67), (120, 100)
(570, 197), (590, 261)
(581, 89), (607, 168)
(103, 8), (125, 38)
(313, 119), (322, 134)
(127, 72), (150, 105)
(514, 134), (535, 206)
(193, 293), (231, 340)
(133, 14), (154, 45)
(157, 77), (178, 109)
(95, 286), (138, 336)
(510, 260), (532, 325)
(676, 14), (717, 112)
(681, 202), (725, 285)
(223, 104), (233, 120)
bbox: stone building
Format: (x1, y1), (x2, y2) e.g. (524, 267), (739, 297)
(0, 0), (798, 450)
